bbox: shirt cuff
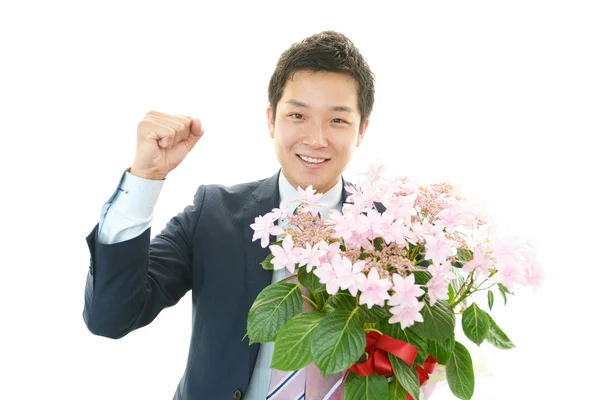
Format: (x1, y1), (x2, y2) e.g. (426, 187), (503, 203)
(108, 170), (165, 221)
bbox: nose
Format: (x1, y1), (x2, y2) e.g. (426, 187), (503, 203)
(303, 121), (328, 148)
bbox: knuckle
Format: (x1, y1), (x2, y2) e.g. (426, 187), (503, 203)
(138, 120), (151, 129)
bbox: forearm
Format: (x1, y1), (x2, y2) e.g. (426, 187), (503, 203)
(84, 170), (197, 339)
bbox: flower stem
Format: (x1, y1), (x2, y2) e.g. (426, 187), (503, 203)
(364, 328), (384, 335)
(301, 295), (319, 310)
(450, 273), (475, 308)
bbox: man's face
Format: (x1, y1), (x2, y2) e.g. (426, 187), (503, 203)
(267, 70), (369, 193)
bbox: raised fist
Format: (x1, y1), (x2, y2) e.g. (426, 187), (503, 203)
(130, 111), (204, 180)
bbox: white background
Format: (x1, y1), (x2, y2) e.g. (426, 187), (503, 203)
(1, 1), (598, 399)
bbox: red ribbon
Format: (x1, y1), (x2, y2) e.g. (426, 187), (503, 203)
(337, 332), (437, 400)
(350, 331), (418, 376)
(406, 355), (437, 400)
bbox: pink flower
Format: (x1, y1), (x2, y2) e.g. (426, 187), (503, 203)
(520, 242), (543, 288)
(489, 236), (521, 264)
(313, 260), (340, 295)
(297, 185), (324, 216)
(359, 268), (392, 309)
(356, 209), (388, 241)
(409, 220), (440, 244)
(318, 241), (341, 264)
(463, 246), (493, 276)
(453, 199), (486, 226)
(269, 235), (301, 274)
(346, 269), (368, 297)
(333, 257), (367, 296)
(425, 263), (453, 306)
(436, 206), (461, 233)
(389, 300), (425, 329)
(423, 232), (458, 266)
(250, 214), (284, 248)
(383, 193), (417, 224)
(359, 160), (387, 183)
(298, 242), (327, 272)
(330, 207), (358, 242)
(388, 273), (425, 306)
(377, 211), (397, 244)
(425, 275), (450, 306)
(493, 262), (524, 291)
(388, 220), (409, 248)
(524, 260), (544, 289)
(345, 183), (376, 212)
(270, 200), (291, 220)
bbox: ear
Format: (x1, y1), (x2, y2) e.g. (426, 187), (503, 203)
(267, 105), (275, 139)
(356, 119), (369, 147)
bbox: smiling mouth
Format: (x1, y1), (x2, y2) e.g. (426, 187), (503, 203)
(297, 155), (329, 164)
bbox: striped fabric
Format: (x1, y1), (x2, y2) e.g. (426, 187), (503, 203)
(267, 369), (306, 399)
(267, 204), (345, 399)
(267, 367), (344, 400)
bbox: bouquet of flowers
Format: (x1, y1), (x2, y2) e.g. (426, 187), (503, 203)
(247, 163), (543, 400)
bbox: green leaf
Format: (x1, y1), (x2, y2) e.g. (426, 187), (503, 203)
(498, 287), (508, 305)
(326, 292), (356, 312)
(413, 271), (432, 285)
(359, 304), (391, 323)
(448, 281), (456, 302)
(388, 380), (409, 400)
(310, 290), (329, 311)
(498, 283), (513, 295)
(462, 303), (490, 346)
(298, 266), (326, 293)
(428, 333), (455, 365)
(343, 371), (388, 400)
(450, 270), (467, 309)
(311, 309), (366, 375)
(247, 282), (302, 344)
(497, 283), (513, 305)
(271, 312), (324, 370)
(456, 248), (473, 262)
(487, 290), (494, 311)
(379, 322), (429, 367)
(260, 253), (274, 270)
(446, 341), (475, 400)
(410, 295), (455, 343)
(390, 354), (421, 400)
(373, 237), (385, 251)
(486, 317), (515, 349)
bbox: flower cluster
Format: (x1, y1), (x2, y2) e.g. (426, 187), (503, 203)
(251, 163), (543, 330)
(247, 162), (543, 400)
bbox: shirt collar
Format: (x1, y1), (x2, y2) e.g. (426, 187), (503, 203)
(278, 171), (343, 221)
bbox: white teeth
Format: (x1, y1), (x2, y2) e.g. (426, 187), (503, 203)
(299, 155), (326, 164)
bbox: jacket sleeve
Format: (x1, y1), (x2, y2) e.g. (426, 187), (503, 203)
(82, 185), (206, 339)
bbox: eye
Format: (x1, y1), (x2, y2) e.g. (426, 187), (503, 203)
(289, 113), (303, 119)
(332, 118), (346, 124)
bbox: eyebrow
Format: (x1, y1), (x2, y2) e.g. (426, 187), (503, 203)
(285, 99), (355, 114)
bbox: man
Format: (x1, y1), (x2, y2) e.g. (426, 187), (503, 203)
(83, 30), (375, 399)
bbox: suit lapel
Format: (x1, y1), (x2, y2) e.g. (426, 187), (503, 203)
(241, 171), (281, 378)
(242, 171), (281, 307)
(241, 172), (352, 382)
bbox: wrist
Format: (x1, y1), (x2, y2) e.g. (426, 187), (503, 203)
(129, 166), (167, 181)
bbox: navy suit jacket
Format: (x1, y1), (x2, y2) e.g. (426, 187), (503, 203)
(83, 170), (351, 399)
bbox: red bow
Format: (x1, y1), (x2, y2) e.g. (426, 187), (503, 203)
(406, 354), (437, 400)
(338, 332), (437, 400)
(350, 331), (418, 376)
